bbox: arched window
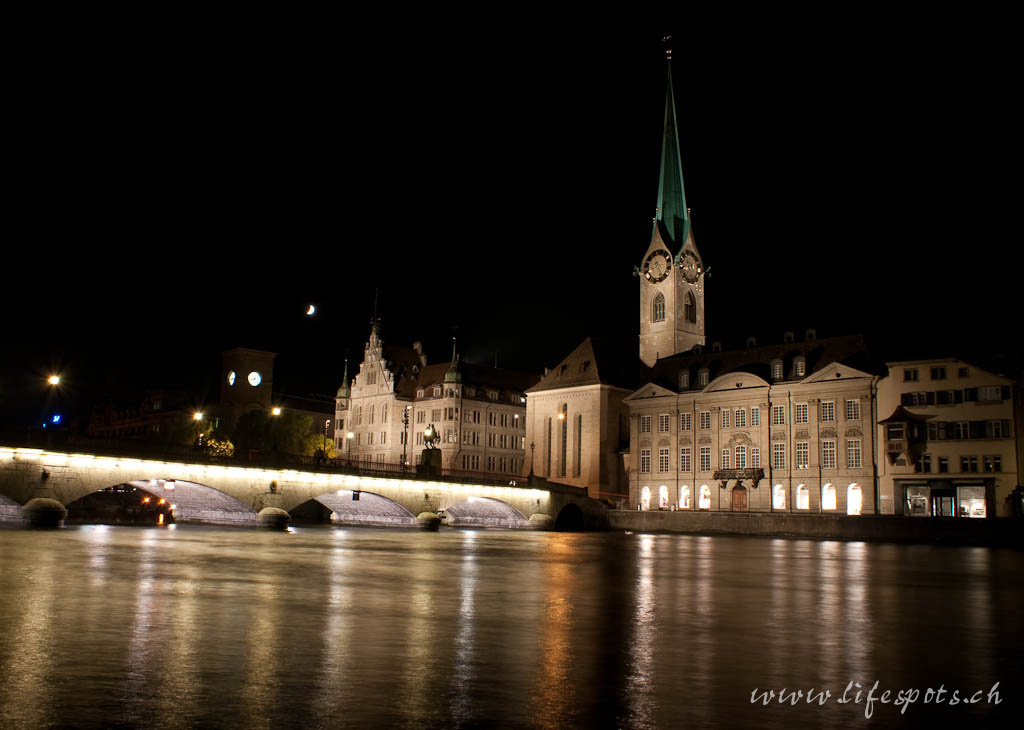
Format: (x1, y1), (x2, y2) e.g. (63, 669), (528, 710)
(680, 485), (691, 509)
(847, 484), (863, 515)
(771, 360), (783, 381)
(659, 485), (669, 509)
(684, 291), (696, 323)
(559, 404), (568, 477)
(797, 484), (809, 510)
(640, 486), (651, 510)
(699, 484), (711, 510)
(822, 483), (837, 510)
(773, 484), (786, 510)
(678, 370), (690, 389)
(735, 445), (747, 469)
(652, 293), (666, 322)
(794, 356), (806, 378)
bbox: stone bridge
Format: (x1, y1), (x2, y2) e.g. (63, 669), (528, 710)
(0, 445), (607, 530)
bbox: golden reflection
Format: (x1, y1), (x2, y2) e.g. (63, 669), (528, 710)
(0, 546), (59, 730)
(531, 534), (577, 729)
(842, 542), (871, 681)
(313, 547), (354, 718)
(398, 549), (444, 726)
(153, 564), (200, 730)
(122, 530), (160, 722)
(816, 541), (843, 689)
(449, 534), (478, 724)
(625, 534), (657, 728)
(241, 581), (279, 730)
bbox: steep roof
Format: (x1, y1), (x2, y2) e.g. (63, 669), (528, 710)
(646, 334), (881, 391)
(527, 336), (647, 393)
(654, 58), (690, 258)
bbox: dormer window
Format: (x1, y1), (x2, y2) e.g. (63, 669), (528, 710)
(698, 368), (709, 387)
(678, 370), (690, 390)
(771, 360), (783, 381)
(416, 389), (424, 398)
(433, 387), (441, 397)
(794, 357), (806, 378)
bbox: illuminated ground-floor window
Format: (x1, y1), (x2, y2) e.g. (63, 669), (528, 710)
(822, 483), (837, 510)
(659, 485), (669, 509)
(773, 484), (786, 510)
(699, 484), (711, 510)
(680, 485), (691, 509)
(640, 486), (651, 510)
(847, 484), (863, 515)
(797, 484), (809, 510)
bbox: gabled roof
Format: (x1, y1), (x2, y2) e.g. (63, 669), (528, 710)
(528, 336), (648, 393)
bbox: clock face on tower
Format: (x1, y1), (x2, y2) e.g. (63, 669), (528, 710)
(227, 370), (236, 386)
(247, 371), (262, 387)
(643, 249), (672, 283)
(678, 249), (701, 283)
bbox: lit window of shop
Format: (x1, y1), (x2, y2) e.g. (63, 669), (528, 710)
(822, 483), (837, 510)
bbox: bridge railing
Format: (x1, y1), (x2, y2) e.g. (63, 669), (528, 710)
(0, 435), (555, 490)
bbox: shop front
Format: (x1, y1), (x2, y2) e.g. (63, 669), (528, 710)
(900, 480), (991, 518)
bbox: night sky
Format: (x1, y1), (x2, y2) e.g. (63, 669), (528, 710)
(3, 24), (1018, 429)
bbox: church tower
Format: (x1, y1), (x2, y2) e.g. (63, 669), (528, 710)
(638, 42), (706, 368)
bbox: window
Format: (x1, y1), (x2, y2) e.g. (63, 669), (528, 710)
(699, 484), (711, 510)
(640, 449), (651, 473)
(679, 371), (690, 390)
(433, 387), (441, 397)
(575, 415), (582, 477)
(958, 367), (970, 378)
(795, 441), (810, 469)
(559, 404), (568, 477)
(820, 401), (835, 422)
(751, 448), (760, 468)
(679, 447), (691, 472)
(987, 420), (1010, 438)
(938, 456), (949, 473)
(721, 410), (731, 428)
(797, 484), (809, 510)
(984, 456), (1002, 473)
(904, 368), (919, 382)
(699, 411), (711, 429)
(772, 405), (786, 425)
(640, 415), (651, 433)
(734, 409), (746, 427)
(432, 409), (442, 422)
(699, 447), (711, 472)
(734, 445), (747, 469)
(847, 485), (863, 515)
(918, 453), (931, 473)
(658, 414), (670, 432)
(846, 439), (862, 469)
(721, 448), (731, 469)
(698, 369), (709, 387)
(488, 412), (497, 426)
(680, 412), (692, 431)
(487, 456), (496, 471)
(773, 484), (786, 510)
(750, 407), (760, 427)
(685, 292), (696, 323)
(931, 366), (946, 380)
(822, 440), (837, 469)
(680, 486), (691, 509)
(367, 432), (374, 445)
(822, 484), (837, 510)
(659, 448), (670, 472)
(795, 403), (809, 424)
(416, 411), (425, 424)
(960, 456), (978, 473)
(652, 292), (666, 322)
(978, 386), (1002, 402)
(772, 443), (786, 469)
(771, 360), (783, 380)
(794, 358), (806, 378)
(500, 413), (508, 427)
(846, 399), (861, 421)
(354, 406), (362, 426)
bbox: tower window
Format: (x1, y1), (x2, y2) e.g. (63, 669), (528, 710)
(652, 292), (666, 322)
(684, 291), (696, 324)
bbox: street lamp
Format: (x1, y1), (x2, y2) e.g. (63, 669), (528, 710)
(323, 418), (331, 453)
(272, 406), (282, 416)
(346, 431), (354, 460)
(48, 375), (61, 386)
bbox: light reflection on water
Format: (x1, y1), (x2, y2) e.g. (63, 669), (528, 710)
(0, 527), (1020, 730)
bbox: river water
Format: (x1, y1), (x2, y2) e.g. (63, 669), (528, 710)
(0, 526), (1020, 730)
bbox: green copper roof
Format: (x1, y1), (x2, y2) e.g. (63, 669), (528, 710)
(443, 339), (462, 384)
(654, 61), (690, 258)
(336, 359), (350, 398)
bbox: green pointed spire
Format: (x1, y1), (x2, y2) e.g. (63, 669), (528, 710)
(336, 359), (350, 398)
(654, 55), (690, 259)
(444, 338), (462, 384)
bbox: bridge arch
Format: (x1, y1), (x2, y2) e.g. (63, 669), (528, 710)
(65, 479), (258, 527)
(441, 497), (529, 528)
(311, 489), (417, 527)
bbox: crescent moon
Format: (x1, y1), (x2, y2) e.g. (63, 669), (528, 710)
(306, 304), (316, 316)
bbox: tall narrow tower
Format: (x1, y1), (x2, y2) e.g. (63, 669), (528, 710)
(638, 41), (706, 367)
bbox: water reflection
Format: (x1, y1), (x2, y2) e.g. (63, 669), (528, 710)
(0, 528), (1020, 730)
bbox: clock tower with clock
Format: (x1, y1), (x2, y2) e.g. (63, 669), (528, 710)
(638, 48), (705, 367)
(220, 347), (277, 428)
